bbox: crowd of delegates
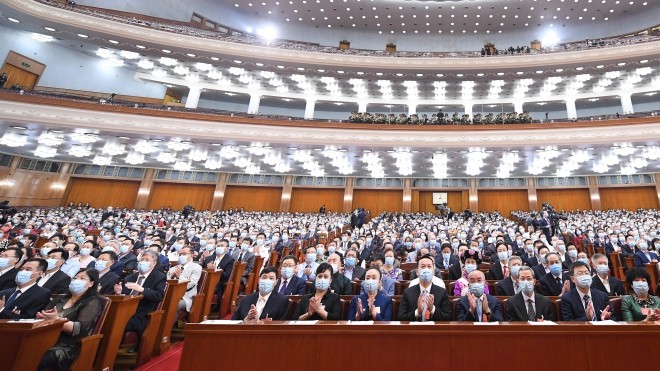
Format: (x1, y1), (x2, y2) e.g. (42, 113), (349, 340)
(348, 111), (533, 125)
(0, 205), (659, 356)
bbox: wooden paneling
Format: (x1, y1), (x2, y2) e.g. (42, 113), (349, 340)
(599, 187), (659, 210)
(66, 178), (140, 208)
(411, 190), (468, 213)
(352, 189), (403, 215)
(477, 190), (529, 216)
(289, 188), (344, 213)
(148, 182), (215, 210)
(0, 170), (65, 207)
(537, 189), (592, 211)
(0, 63), (39, 90)
(223, 185), (282, 211)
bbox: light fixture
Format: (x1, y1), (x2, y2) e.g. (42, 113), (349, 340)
(34, 145), (57, 158)
(0, 132), (28, 147)
(37, 131), (64, 147)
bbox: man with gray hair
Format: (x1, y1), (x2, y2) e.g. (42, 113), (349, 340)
(505, 266), (556, 322)
(497, 255), (523, 296)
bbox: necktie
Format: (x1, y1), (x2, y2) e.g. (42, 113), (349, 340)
(421, 290), (430, 321)
(4, 289), (21, 309)
(476, 298), (483, 322)
(303, 265), (310, 280)
(503, 266), (509, 278)
(514, 282), (519, 294)
(526, 299), (536, 321)
(131, 276), (145, 295)
(584, 295), (596, 320)
(279, 279), (288, 294)
(444, 260), (449, 269)
(238, 253), (244, 262)
(556, 277), (562, 286)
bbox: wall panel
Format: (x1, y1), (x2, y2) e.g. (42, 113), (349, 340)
(352, 189), (403, 215)
(148, 182), (215, 210)
(290, 188), (344, 213)
(66, 178), (140, 208)
(599, 187), (659, 210)
(0, 170), (66, 207)
(0, 63), (39, 90)
(223, 185), (282, 212)
(537, 189), (592, 211)
(412, 190), (468, 213)
(478, 190), (529, 216)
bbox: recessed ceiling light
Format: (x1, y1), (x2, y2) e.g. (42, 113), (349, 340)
(77, 34), (88, 38)
(212, 57), (220, 61)
(617, 62), (626, 66)
(7, 18), (19, 23)
(596, 65), (604, 68)
(10, 126), (27, 130)
(576, 67), (584, 71)
(136, 45), (146, 49)
(536, 70), (544, 74)
(44, 26), (55, 31)
(187, 53), (196, 57)
(516, 72), (524, 75)
(162, 49), (171, 53)
(108, 40), (119, 44)
(117, 136), (131, 140)
(640, 59), (648, 63)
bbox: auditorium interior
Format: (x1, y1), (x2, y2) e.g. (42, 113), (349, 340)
(0, 0), (659, 370)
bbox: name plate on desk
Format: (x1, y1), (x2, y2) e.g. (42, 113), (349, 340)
(8, 319), (44, 323)
(347, 321), (374, 325)
(200, 320), (242, 325)
(409, 321), (435, 325)
(474, 322), (499, 325)
(590, 320), (623, 325)
(527, 321), (557, 325)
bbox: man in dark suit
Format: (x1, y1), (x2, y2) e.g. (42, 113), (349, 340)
(486, 244), (510, 281)
(343, 249), (365, 281)
(520, 239), (539, 267)
(117, 239), (138, 271)
(327, 253), (353, 295)
(456, 270), (503, 322)
(531, 246), (550, 280)
(590, 253), (625, 296)
(398, 255), (451, 321)
(114, 250), (167, 334)
(231, 267), (289, 321)
(539, 252), (571, 297)
(561, 261), (614, 321)
(0, 258), (51, 319)
(231, 242), (255, 287)
(0, 247), (22, 291)
(497, 256), (521, 296)
(96, 251), (121, 295)
(634, 241), (659, 267)
(274, 255), (306, 295)
(38, 248), (72, 295)
(203, 240), (235, 299)
(436, 244), (459, 270)
(505, 266), (556, 321)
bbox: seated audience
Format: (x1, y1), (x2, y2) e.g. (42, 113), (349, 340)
(0, 258), (50, 319)
(621, 267), (660, 322)
(292, 263), (341, 320)
(37, 268), (104, 370)
(590, 253), (625, 296)
(273, 255), (306, 295)
(456, 270), (503, 322)
(38, 248), (72, 295)
(231, 267), (288, 322)
(0, 247), (22, 291)
(497, 256), (522, 296)
(203, 239), (235, 299)
(297, 246), (319, 281)
(454, 249), (489, 296)
(327, 253), (353, 295)
(398, 254), (451, 321)
(382, 247), (403, 280)
(561, 261), (615, 321)
(634, 239), (659, 267)
(167, 246), (202, 315)
(539, 252), (571, 297)
(505, 266), (555, 321)
(348, 267), (392, 321)
(95, 251), (121, 294)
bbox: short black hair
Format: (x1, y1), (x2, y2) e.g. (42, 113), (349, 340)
(418, 253), (435, 265)
(281, 255), (297, 265)
(625, 267), (651, 290)
(371, 254), (385, 264)
(316, 262), (333, 277)
(28, 258), (48, 272)
(568, 261), (590, 276)
(98, 251), (118, 263)
(366, 267), (382, 280)
(4, 247), (23, 261)
(48, 248), (69, 261)
(260, 266), (279, 279)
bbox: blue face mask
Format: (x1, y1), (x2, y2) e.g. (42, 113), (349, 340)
(199, 240), (207, 247)
(215, 247), (225, 255)
(451, 242), (459, 249)
(178, 255), (188, 265)
(228, 241), (237, 248)
(15, 270), (33, 285)
(549, 263), (563, 276)
(519, 280), (535, 294)
(95, 260), (108, 271)
(419, 268), (433, 283)
(577, 258), (589, 265)
(510, 265), (521, 277)
(305, 253), (316, 263)
(404, 241), (413, 248)
(632, 281), (649, 296)
(241, 243), (250, 251)
(258, 279), (274, 294)
(414, 242), (423, 250)
(46, 258), (58, 271)
(576, 274), (592, 288)
(385, 257), (395, 266)
(364, 279), (379, 293)
(69, 279), (88, 295)
(567, 250), (577, 259)
(345, 257), (357, 267)
(0, 258), (10, 269)
(138, 261), (152, 273)
(596, 265), (609, 275)
(469, 282), (485, 297)
(465, 264), (477, 274)
(80, 248), (91, 256)
(315, 278), (330, 291)
(281, 267), (294, 279)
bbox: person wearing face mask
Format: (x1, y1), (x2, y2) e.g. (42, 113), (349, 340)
(621, 268), (660, 322)
(296, 246), (320, 282)
(457, 270), (503, 322)
(454, 250), (489, 297)
(114, 250), (167, 342)
(273, 255), (306, 295)
(590, 253), (625, 297)
(0, 258), (50, 319)
(497, 256), (523, 296)
(539, 252), (571, 297)
(561, 261), (614, 321)
(349, 267), (392, 321)
(232, 238), (256, 289)
(436, 243), (458, 271)
(0, 247), (22, 291)
(487, 243), (510, 281)
(505, 266), (555, 322)
(167, 246), (202, 315)
(382, 247), (403, 281)
(76, 241), (97, 270)
(117, 238), (137, 271)
(405, 238), (426, 263)
(343, 248), (366, 281)
(326, 253), (353, 295)
(398, 254), (451, 321)
(361, 255), (396, 296)
(634, 239), (659, 267)
(520, 239), (539, 267)
(37, 248), (72, 295)
(532, 246), (551, 281)
(562, 243), (579, 270)
(36, 268), (103, 370)
(202, 239), (235, 299)
(292, 263), (341, 321)
(96, 251), (121, 295)
(232, 266), (289, 323)
(620, 235), (637, 259)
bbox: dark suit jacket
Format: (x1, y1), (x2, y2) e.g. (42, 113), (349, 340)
(436, 255), (459, 270)
(121, 270), (167, 330)
(486, 262), (505, 281)
(348, 293), (393, 321)
(40, 270), (72, 295)
(456, 294), (503, 322)
(98, 271), (121, 295)
(532, 265), (549, 282)
(273, 275), (307, 295)
(497, 277), (516, 296)
(591, 275), (625, 297)
(0, 284), (51, 319)
(230, 291), (289, 321)
(448, 262), (462, 280)
(292, 291), (341, 320)
(634, 251), (658, 267)
(0, 268), (18, 291)
(203, 254), (235, 297)
(118, 253), (138, 271)
(561, 288), (613, 321)
(330, 273), (353, 295)
(505, 292), (555, 321)
(539, 272), (570, 296)
(231, 250), (255, 285)
(346, 265), (365, 281)
(398, 284), (451, 321)
(521, 254), (539, 267)
(562, 257), (577, 270)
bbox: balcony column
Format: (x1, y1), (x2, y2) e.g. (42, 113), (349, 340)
(184, 86), (202, 109)
(463, 102), (473, 117)
(407, 103), (417, 115)
(357, 101), (368, 113)
(619, 93), (634, 114)
(247, 94), (261, 114)
(565, 98), (577, 120)
(304, 99), (316, 119)
(514, 101), (524, 114)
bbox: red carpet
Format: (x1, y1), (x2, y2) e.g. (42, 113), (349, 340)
(135, 342), (183, 371)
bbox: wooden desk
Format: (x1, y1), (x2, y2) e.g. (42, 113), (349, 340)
(94, 295), (141, 371)
(181, 321), (660, 370)
(0, 319), (65, 371)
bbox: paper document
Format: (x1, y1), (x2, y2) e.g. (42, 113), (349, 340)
(590, 320), (622, 325)
(200, 320), (242, 325)
(347, 321), (374, 325)
(291, 320), (319, 325)
(527, 321), (558, 325)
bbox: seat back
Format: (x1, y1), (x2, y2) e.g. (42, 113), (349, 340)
(609, 297), (623, 321)
(287, 295), (303, 320)
(610, 253), (623, 280)
(268, 251), (279, 268)
(554, 298), (563, 321)
(451, 297), (460, 321)
(154, 280), (187, 355)
(199, 269), (221, 321)
(339, 297), (351, 320)
(94, 295), (141, 371)
(400, 262), (418, 272)
(186, 270), (208, 322)
(221, 262), (246, 316)
(391, 296), (402, 321)
(644, 262), (658, 294)
(623, 256), (635, 269)
(69, 296), (111, 371)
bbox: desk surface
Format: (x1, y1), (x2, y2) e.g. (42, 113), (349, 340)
(0, 319), (65, 371)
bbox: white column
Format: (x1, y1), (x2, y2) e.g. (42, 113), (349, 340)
(184, 86), (202, 108)
(247, 94), (261, 114)
(565, 98), (577, 120)
(463, 102), (473, 116)
(304, 99), (316, 119)
(620, 93), (634, 114)
(358, 101), (368, 113)
(408, 103), (417, 115)
(514, 101), (524, 114)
